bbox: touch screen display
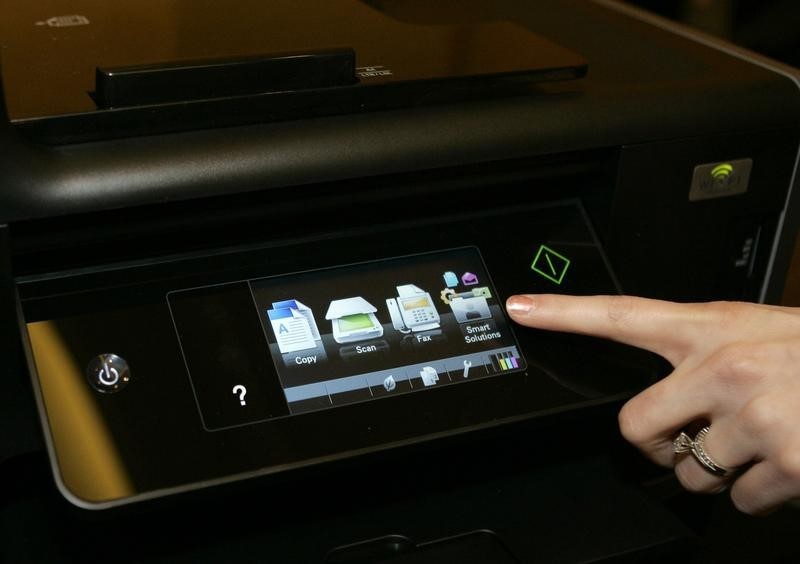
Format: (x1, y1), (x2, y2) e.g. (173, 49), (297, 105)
(252, 246), (526, 415)
(169, 247), (526, 429)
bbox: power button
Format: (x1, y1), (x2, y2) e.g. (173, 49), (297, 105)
(87, 354), (131, 393)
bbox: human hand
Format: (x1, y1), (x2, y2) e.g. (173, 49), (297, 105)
(505, 294), (800, 515)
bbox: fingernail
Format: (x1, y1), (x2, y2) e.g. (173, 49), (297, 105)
(506, 295), (534, 315)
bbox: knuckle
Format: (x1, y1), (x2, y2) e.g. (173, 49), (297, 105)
(707, 343), (765, 388)
(618, 388), (663, 445)
(730, 487), (760, 516)
(738, 395), (781, 435)
(775, 448), (800, 482)
(617, 401), (640, 443)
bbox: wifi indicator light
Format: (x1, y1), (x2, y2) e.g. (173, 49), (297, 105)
(710, 163), (734, 181)
(689, 158), (752, 202)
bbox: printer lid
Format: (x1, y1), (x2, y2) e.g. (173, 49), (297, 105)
(0, 0), (587, 142)
(326, 297), (379, 320)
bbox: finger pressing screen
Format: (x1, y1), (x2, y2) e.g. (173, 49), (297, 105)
(505, 294), (714, 365)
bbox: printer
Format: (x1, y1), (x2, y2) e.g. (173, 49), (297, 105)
(1, 1), (799, 562)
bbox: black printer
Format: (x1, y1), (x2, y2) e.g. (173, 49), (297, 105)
(1, 1), (799, 562)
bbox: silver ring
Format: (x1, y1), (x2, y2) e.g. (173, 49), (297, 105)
(673, 426), (735, 477)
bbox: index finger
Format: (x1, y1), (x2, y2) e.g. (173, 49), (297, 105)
(505, 294), (711, 365)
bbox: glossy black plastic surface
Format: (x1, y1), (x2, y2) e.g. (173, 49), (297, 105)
(1, 0), (586, 141)
(21, 201), (658, 507)
(1, 2), (797, 224)
(95, 49), (358, 107)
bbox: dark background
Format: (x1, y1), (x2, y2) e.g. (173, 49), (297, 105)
(628, 0), (799, 68)
(628, 0), (800, 307)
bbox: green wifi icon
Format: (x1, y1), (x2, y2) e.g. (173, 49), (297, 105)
(710, 163), (734, 181)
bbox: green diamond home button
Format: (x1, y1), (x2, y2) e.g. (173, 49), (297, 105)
(531, 245), (570, 284)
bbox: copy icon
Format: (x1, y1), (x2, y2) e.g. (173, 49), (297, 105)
(271, 299), (321, 340)
(267, 303), (318, 354)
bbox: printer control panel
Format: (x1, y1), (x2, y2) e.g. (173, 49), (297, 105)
(20, 200), (656, 508)
(169, 247), (525, 430)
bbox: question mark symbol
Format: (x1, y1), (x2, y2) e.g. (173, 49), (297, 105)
(232, 384), (247, 406)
